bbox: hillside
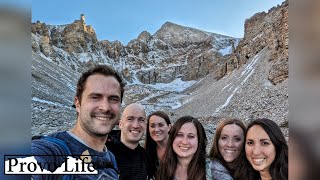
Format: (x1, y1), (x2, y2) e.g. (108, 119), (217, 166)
(31, 1), (288, 144)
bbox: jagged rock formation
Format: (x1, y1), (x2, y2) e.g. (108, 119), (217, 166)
(172, 1), (289, 144)
(32, 15), (240, 85)
(31, 1), (288, 138)
(232, 1), (288, 85)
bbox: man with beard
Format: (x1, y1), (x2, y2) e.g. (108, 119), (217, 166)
(106, 103), (156, 180)
(31, 65), (125, 179)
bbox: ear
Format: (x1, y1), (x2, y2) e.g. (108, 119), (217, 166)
(74, 96), (81, 113)
(119, 119), (123, 130)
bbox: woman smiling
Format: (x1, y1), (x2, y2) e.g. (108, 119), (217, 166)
(245, 118), (288, 180)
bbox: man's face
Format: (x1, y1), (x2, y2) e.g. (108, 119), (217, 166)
(119, 105), (146, 147)
(74, 74), (121, 137)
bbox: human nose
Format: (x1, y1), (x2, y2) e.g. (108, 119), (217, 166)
(154, 125), (160, 132)
(98, 98), (111, 112)
(227, 139), (235, 147)
(132, 119), (140, 128)
(181, 136), (188, 144)
(252, 145), (261, 155)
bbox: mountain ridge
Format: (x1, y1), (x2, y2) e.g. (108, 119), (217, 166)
(31, 0), (288, 141)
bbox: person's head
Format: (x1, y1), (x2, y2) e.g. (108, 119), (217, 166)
(74, 65), (125, 137)
(209, 118), (246, 168)
(119, 103), (147, 149)
(245, 118), (288, 180)
(145, 111), (172, 151)
(158, 116), (207, 180)
(75, 65), (125, 104)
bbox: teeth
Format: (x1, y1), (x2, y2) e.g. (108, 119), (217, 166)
(253, 158), (265, 164)
(130, 130), (140, 134)
(225, 150), (236, 153)
(95, 117), (109, 120)
(179, 146), (189, 150)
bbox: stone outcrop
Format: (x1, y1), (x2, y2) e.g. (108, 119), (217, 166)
(31, 1), (288, 86)
(61, 18), (98, 53)
(31, 2), (288, 138)
(232, 0), (288, 85)
(32, 17), (239, 84)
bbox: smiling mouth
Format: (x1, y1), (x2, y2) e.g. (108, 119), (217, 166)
(130, 130), (140, 135)
(225, 150), (236, 154)
(179, 146), (189, 150)
(94, 116), (111, 121)
(252, 158), (265, 165)
(153, 133), (162, 137)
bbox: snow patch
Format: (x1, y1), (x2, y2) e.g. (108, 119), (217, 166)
(219, 46), (233, 56)
(147, 78), (196, 92)
(32, 97), (72, 109)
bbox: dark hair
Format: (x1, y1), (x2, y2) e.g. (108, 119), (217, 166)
(144, 111), (171, 167)
(75, 65), (125, 103)
(246, 118), (288, 180)
(156, 116), (207, 180)
(209, 118), (246, 178)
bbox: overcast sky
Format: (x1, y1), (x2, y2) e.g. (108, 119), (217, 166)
(32, 0), (284, 45)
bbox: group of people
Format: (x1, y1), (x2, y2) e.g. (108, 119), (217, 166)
(31, 65), (288, 180)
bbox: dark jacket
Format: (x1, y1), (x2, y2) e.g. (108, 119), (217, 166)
(106, 130), (155, 180)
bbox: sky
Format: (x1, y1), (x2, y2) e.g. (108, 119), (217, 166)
(32, 0), (284, 45)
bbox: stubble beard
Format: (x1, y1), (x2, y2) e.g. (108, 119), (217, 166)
(81, 110), (118, 137)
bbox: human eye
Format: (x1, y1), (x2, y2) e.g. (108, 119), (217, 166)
(261, 141), (270, 146)
(246, 140), (253, 145)
(234, 137), (242, 142)
(220, 136), (228, 140)
(188, 134), (195, 139)
(176, 133), (183, 137)
(89, 94), (100, 100)
(109, 96), (120, 103)
(158, 123), (164, 127)
(139, 118), (146, 122)
(150, 124), (156, 128)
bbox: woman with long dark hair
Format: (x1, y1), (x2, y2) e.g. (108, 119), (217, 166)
(245, 118), (288, 180)
(156, 116), (210, 180)
(144, 111), (172, 175)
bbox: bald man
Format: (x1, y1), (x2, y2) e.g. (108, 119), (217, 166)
(106, 103), (155, 180)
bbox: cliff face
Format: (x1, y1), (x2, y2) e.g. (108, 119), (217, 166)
(31, 15), (240, 85)
(233, 0), (288, 85)
(172, 1), (289, 144)
(31, 1), (288, 137)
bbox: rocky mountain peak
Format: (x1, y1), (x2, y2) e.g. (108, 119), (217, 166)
(154, 21), (212, 48)
(32, 2), (288, 141)
(137, 31), (152, 42)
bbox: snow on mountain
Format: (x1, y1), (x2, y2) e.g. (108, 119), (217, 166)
(31, 1), (288, 139)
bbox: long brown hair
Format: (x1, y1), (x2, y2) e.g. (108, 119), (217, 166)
(209, 118), (246, 178)
(156, 116), (207, 180)
(144, 111), (171, 171)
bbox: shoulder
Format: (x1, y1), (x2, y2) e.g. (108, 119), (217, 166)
(31, 131), (70, 155)
(211, 159), (227, 171)
(210, 159), (234, 180)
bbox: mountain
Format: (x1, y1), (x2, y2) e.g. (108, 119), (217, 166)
(31, 1), (288, 142)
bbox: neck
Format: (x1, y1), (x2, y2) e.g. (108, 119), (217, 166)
(175, 159), (189, 180)
(156, 142), (167, 160)
(121, 136), (139, 150)
(226, 161), (235, 170)
(259, 170), (272, 180)
(71, 125), (107, 152)
(177, 157), (191, 169)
